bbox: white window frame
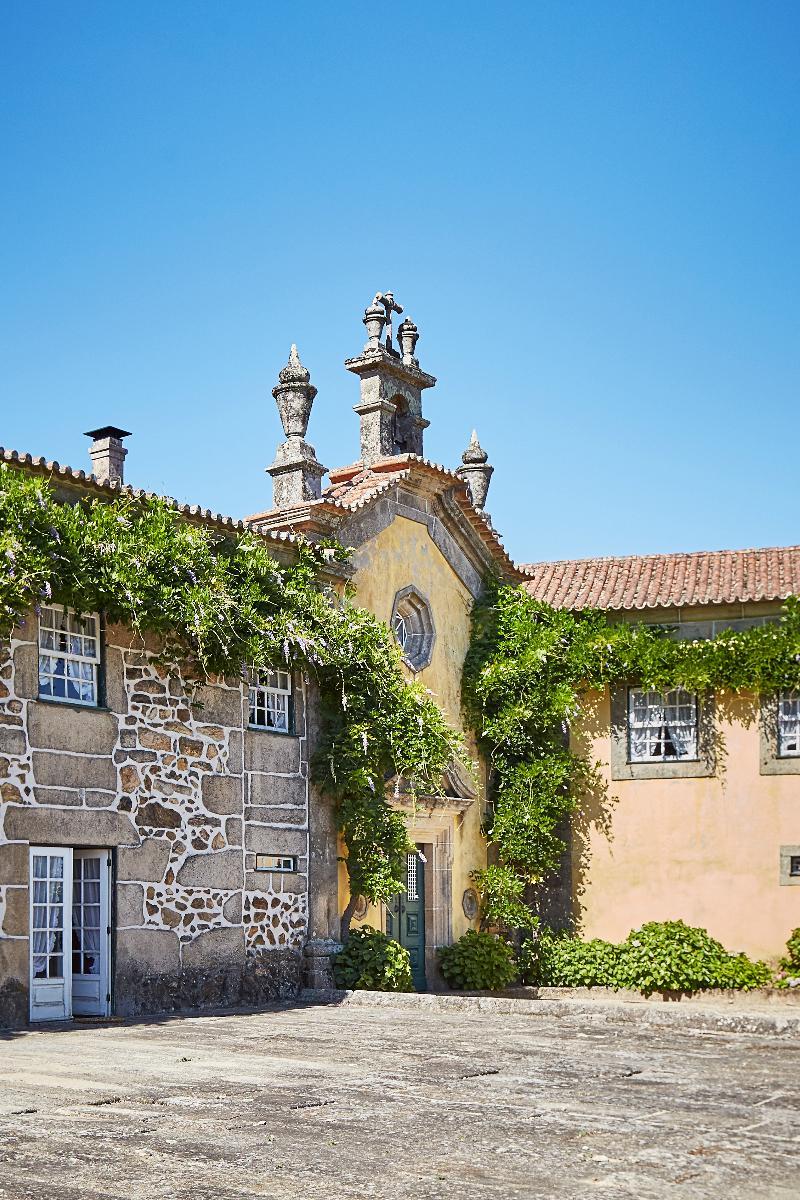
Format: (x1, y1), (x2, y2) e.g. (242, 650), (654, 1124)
(778, 690), (800, 758)
(38, 605), (100, 707)
(247, 666), (292, 733)
(628, 687), (699, 763)
(392, 611), (407, 651)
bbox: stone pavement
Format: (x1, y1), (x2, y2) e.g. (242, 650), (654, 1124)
(0, 999), (797, 1199)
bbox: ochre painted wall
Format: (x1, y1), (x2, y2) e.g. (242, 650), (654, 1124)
(572, 688), (800, 961)
(336, 515), (486, 940)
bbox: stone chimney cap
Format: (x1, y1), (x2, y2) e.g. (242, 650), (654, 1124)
(277, 344), (311, 387)
(461, 430), (488, 465)
(84, 426), (132, 442)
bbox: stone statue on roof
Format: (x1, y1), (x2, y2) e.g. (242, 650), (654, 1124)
(374, 292), (403, 354)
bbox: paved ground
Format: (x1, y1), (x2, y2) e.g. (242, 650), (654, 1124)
(0, 1000), (797, 1199)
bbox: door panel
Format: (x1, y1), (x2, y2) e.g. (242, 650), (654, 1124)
(29, 847), (73, 1021)
(71, 851), (111, 1017)
(387, 850), (426, 991)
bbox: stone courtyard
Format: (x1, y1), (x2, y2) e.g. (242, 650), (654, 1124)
(0, 999), (796, 1199)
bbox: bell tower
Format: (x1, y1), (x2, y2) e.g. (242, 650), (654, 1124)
(345, 292), (436, 466)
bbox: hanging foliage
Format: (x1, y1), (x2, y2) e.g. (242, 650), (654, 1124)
(0, 464), (467, 934)
(463, 575), (800, 926)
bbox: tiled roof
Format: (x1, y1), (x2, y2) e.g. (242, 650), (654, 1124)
(247, 454), (523, 578)
(0, 446), (297, 543)
(521, 546), (800, 611)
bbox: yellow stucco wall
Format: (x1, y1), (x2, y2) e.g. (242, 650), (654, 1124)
(572, 688), (800, 961)
(336, 515), (486, 939)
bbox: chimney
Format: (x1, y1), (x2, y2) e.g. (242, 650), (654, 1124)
(84, 426), (132, 485)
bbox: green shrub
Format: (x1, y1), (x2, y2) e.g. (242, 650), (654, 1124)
(774, 927), (800, 988)
(438, 930), (518, 991)
(470, 866), (538, 932)
(520, 928), (620, 987)
(617, 921), (770, 993)
(332, 926), (413, 992)
(520, 920), (770, 994)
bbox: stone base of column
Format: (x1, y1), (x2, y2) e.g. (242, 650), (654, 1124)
(303, 938), (343, 990)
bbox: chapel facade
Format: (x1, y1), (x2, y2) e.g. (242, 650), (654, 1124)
(0, 292), (798, 1028)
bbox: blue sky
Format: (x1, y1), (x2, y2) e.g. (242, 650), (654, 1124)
(1, 1), (797, 563)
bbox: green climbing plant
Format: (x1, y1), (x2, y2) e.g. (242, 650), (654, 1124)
(463, 575), (800, 929)
(0, 464), (467, 935)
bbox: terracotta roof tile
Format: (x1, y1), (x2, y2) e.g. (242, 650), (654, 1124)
(248, 454), (523, 578)
(0, 446), (297, 545)
(521, 546), (800, 611)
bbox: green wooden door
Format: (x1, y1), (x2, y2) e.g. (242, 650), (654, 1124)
(386, 850), (426, 991)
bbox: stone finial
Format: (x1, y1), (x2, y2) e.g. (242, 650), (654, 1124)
(456, 430), (494, 512)
(267, 346), (327, 508)
(84, 426), (131, 486)
(272, 344), (317, 439)
(397, 317), (419, 366)
(363, 299), (386, 350)
(362, 292), (404, 355)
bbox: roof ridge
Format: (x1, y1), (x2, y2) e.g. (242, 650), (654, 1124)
(521, 543), (800, 572)
(0, 445), (297, 544)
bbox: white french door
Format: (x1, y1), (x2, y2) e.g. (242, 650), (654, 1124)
(29, 847), (111, 1022)
(71, 850), (111, 1017)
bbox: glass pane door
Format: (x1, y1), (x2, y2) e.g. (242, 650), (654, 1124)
(72, 851), (110, 1017)
(29, 847), (72, 1021)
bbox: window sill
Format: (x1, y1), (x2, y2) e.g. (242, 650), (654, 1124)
(612, 756), (714, 781)
(35, 697), (111, 715)
(247, 724), (297, 738)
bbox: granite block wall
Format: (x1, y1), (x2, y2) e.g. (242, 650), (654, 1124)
(0, 613), (311, 1027)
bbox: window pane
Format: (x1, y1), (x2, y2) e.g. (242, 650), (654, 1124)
(629, 688), (698, 762)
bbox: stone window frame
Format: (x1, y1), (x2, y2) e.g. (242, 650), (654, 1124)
(390, 585), (435, 672)
(759, 691), (800, 775)
(610, 684), (716, 780)
(779, 845), (800, 886)
(247, 666), (294, 735)
(37, 604), (103, 709)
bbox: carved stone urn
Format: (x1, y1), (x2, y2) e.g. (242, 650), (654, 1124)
(272, 344), (317, 439)
(456, 430), (494, 511)
(398, 317), (419, 365)
(363, 299), (386, 350)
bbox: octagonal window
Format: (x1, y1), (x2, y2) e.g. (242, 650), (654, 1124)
(391, 586), (435, 671)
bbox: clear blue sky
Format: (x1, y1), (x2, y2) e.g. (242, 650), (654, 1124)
(1, 1), (797, 563)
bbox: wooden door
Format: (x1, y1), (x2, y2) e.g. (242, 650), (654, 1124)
(29, 847), (73, 1021)
(71, 850), (111, 1017)
(386, 850), (426, 991)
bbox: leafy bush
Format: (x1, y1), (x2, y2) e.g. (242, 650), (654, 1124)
(520, 920), (770, 994)
(617, 921), (770, 993)
(774, 927), (800, 989)
(438, 930), (518, 991)
(332, 926), (413, 992)
(470, 865), (538, 931)
(520, 927), (620, 987)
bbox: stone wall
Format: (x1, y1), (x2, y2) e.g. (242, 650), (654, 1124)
(0, 614), (311, 1027)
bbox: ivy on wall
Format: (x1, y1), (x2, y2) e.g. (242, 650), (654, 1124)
(463, 576), (800, 929)
(0, 465), (466, 936)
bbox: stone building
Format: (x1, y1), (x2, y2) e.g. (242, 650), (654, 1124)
(0, 295), (520, 1026)
(1, 292), (798, 1027)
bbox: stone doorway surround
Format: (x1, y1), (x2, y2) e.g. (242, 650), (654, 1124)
(397, 773), (476, 989)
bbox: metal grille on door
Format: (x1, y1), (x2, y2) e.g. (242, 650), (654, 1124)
(406, 852), (418, 901)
